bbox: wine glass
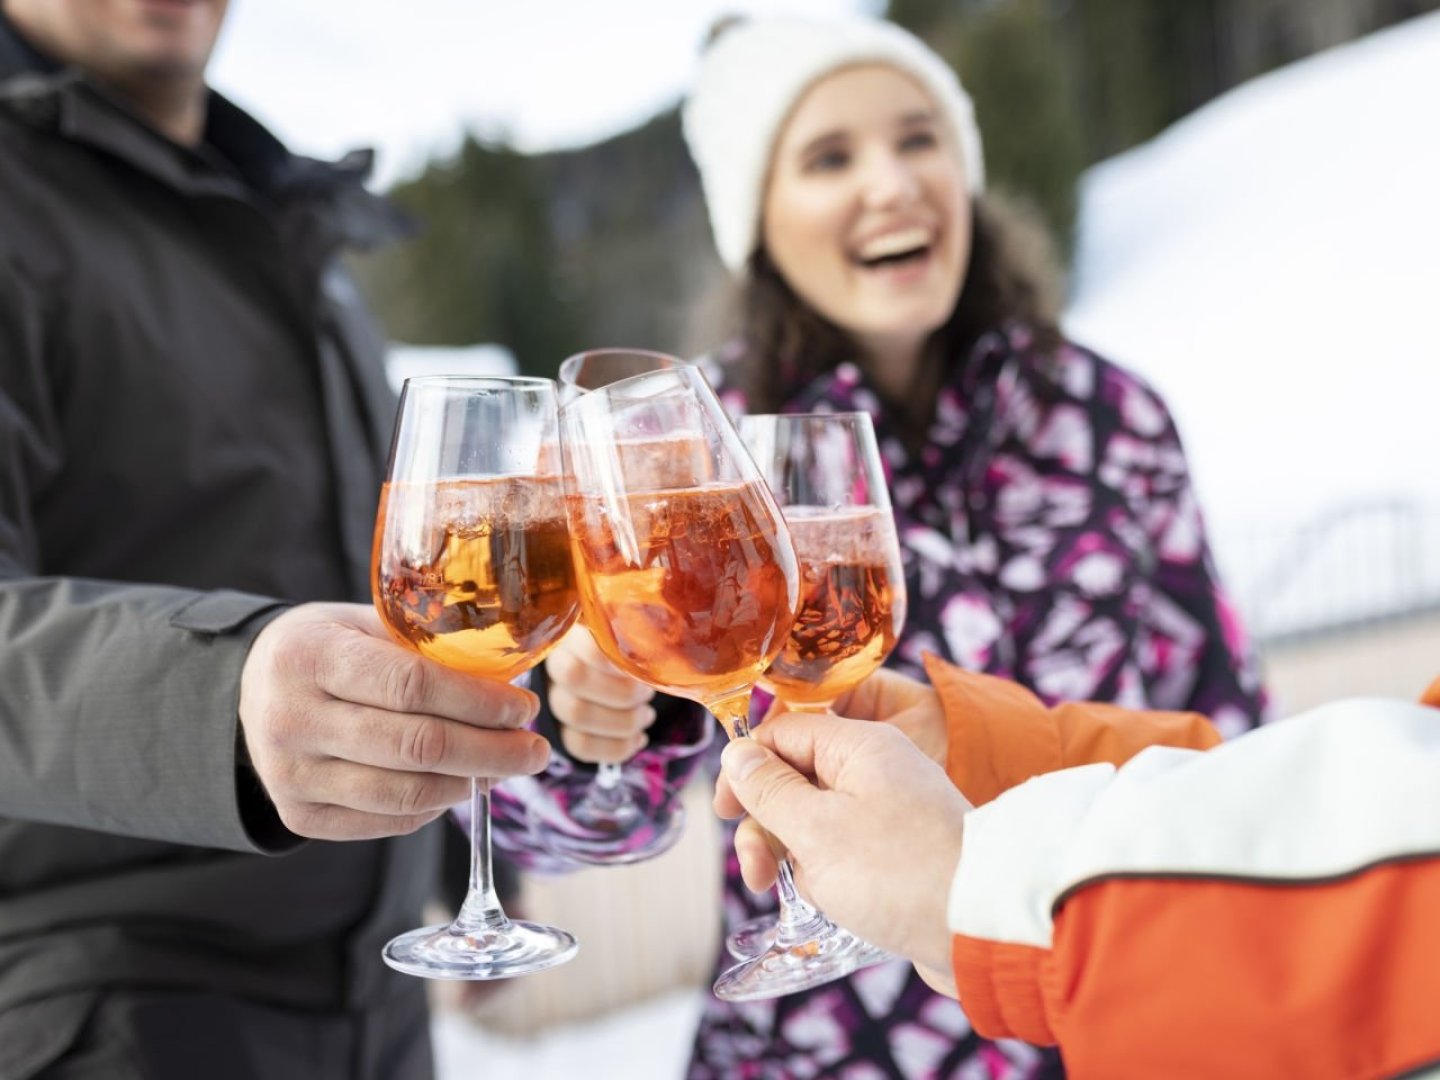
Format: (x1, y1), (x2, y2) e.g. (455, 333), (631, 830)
(527, 349), (700, 866)
(371, 375), (581, 979)
(559, 346), (687, 390)
(726, 411), (909, 964)
(562, 366), (887, 1001)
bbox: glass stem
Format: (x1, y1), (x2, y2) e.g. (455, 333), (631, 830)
(574, 759), (638, 824)
(709, 687), (754, 739)
(453, 777), (510, 935)
(773, 858), (826, 947)
(711, 687), (833, 948)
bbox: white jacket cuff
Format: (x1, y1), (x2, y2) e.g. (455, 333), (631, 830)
(947, 762), (1115, 948)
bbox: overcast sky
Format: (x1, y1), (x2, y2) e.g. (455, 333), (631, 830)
(208, 0), (874, 189)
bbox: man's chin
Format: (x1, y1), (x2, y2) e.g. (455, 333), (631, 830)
(115, 51), (209, 86)
(122, 15), (223, 74)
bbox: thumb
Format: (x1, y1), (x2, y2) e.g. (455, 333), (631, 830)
(720, 738), (819, 843)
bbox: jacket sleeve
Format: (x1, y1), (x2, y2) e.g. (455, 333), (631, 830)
(923, 653), (1220, 805)
(0, 253), (297, 855)
(944, 690), (1440, 1079)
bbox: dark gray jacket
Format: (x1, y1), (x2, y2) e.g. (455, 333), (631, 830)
(0, 15), (437, 1078)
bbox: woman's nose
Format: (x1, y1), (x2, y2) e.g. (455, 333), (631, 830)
(859, 150), (921, 208)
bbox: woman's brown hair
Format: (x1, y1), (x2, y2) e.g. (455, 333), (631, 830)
(732, 190), (1065, 414)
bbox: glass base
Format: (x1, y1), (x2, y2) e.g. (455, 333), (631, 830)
(712, 923), (891, 1002)
(530, 775), (686, 867)
(382, 918), (578, 981)
(726, 914), (777, 960)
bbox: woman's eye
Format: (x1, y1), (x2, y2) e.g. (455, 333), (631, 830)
(900, 131), (937, 153)
(806, 148), (850, 173)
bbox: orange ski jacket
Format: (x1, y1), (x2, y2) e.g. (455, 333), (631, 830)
(928, 655), (1440, 1080)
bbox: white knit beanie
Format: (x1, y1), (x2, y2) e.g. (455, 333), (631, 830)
(682, 14), (986, 275)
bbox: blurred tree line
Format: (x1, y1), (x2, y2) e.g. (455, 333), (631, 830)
(353, 0), (1438, 376)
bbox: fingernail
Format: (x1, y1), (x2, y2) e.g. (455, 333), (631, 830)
(721, 739), (766, 781)
(508, 692), (540, 728)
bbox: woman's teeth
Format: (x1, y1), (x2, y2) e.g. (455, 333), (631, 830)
(856, 227), (931, 266)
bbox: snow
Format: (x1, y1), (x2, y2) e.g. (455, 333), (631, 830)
(1063, 11), (1440, 634)
(433, 988), (705, 1080)
(385, 344), (518, 393)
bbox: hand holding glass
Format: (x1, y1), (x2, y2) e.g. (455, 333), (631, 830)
(727, 411), (908, 967)
(371, 375), (580, 979)
(527, 349), (699, 865)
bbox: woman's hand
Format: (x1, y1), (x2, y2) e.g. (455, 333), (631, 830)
(543, 625), (656, 764)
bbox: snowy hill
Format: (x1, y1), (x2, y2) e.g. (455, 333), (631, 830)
(1063, 10), (1440, 639)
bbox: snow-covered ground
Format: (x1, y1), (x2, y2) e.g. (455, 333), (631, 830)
(435, 13), (1440, 1076)
(434, 988), (705, 1080)
(385, 343), (517, 393)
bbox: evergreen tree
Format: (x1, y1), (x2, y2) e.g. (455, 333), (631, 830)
(353, 135), (584, 376)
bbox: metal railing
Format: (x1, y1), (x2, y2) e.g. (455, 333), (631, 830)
(1217, 499), (1440, 647)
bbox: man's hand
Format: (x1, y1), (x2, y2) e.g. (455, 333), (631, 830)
(238, 603), (548, 841)
(715, 668), (948, 822)
(715, 713), (969, 984)
(543, 625), (655, 763)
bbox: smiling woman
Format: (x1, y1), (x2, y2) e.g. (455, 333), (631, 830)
(541, 11), (1270, 1080)
(760, 63), (972, 407)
